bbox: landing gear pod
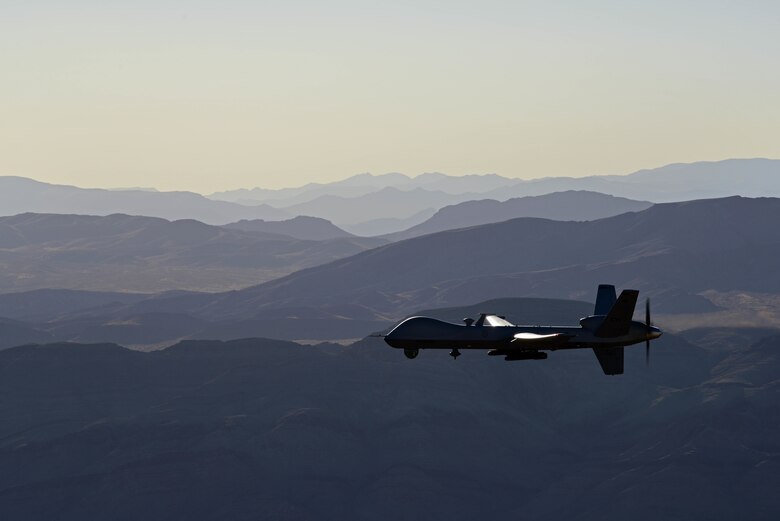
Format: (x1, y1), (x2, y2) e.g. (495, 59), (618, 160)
(404, 348), (419, 359)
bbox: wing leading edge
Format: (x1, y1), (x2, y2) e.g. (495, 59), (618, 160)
(511, 332), (568, 347)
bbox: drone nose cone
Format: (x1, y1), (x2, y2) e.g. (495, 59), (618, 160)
(384, 328), (402, 347)
(648, 327), (662, 340)
(384, 317), (420, 348)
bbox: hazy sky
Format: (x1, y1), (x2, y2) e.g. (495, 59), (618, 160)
(1, 1), (778, 193)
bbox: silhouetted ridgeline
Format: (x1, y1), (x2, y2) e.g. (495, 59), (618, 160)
(208, 171), (511, 205)
(209, 158), (780, 206)
(384, 190), (652, 241)
(215, 159), (780, 234)
(0, 331), (777, 520)
(6, 159), (780, 236)
(0, 176), (290, 224)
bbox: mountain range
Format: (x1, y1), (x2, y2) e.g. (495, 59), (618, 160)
(0, 189), (661, 295)
(209, 159), (780, 206)
(0, 213), (384, 293)
(0, 196), (776, 348)
(205, 158), (780, 235)
(5, 158), (780, 236)
(0, 176), (290, 225)
(127, 196), (777, 325)
(384, 191), (652, 241)
(208, 171), (513, 205)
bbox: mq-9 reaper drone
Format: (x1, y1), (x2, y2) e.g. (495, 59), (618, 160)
(384, 285), (662, 375)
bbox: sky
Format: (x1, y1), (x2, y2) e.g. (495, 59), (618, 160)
(1, 0), (779, 193)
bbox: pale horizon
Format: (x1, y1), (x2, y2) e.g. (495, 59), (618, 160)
(2, 1), (779, 193)
(4, 156), (775, 195)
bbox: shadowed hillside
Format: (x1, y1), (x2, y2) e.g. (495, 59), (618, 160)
(2, 197), (775, 347)
(0, 213), (385, 292)
(0, 289), (153, 322)
(0, 317), (54, 349)
(0, 296), (590, 351)
(0, 330), (777, 520)
(131, 196), (779, 321)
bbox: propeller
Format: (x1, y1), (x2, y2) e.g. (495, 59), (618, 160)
(645, 298), (651, 366)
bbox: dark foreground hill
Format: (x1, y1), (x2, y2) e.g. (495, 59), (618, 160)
(0, 213), (384, 292)
(0, 330), (777, 520)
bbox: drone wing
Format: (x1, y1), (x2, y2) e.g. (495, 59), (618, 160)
(511, 332), (568, 346)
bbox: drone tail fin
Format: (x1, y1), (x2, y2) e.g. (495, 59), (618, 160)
(594, 284), (617, 315)
(595, 289), (639, 338)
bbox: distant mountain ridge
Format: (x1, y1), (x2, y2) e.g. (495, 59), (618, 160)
(208, 158), (780, 234)
(385, 190), (652, 241)
(223, 215), (354, 240)
(343, 208), (438, 237)
(0, 176), (290, 225)
(208, 171), (519, 205)
(209, 172), (415, 205)
(208, 158), (780, 205)
(5, 159), (779, 235)
(279, 186), (456, 231)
